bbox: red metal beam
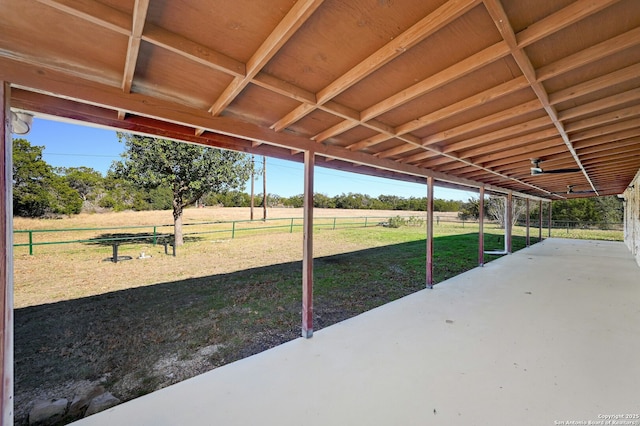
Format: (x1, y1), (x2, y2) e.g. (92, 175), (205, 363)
(426, 176), (434, 288)
(526, 198), (530, 247)
(478, 186), (485, 267)
(539, 200), (543, 241)
(506, 192), (513, 254)
(1, 81), (14, 424)
(548, 201), (553, 238)
(302, 151), (314, 338)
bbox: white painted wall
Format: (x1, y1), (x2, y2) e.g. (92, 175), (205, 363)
(623, 169), (640, 267)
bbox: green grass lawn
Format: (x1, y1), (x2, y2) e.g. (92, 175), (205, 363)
(13, 220), (622, 424)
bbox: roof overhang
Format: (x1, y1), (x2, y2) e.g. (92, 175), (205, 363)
(2, 0), (639, 201)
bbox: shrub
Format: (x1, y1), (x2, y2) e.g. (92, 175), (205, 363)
(388, 216), (406, 228)
(406, 216), (425, 227)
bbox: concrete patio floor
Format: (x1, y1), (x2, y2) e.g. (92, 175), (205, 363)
(73, 238), (640, 426)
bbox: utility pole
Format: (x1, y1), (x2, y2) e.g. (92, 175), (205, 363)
(262, 156), (267, 221)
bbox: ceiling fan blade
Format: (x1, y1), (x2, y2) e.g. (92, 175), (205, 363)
(540, 168), (582, 174)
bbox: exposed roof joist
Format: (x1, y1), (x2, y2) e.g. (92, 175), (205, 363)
(3, 0), (639, 200)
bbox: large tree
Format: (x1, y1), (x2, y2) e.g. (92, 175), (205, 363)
(13, 138), (82, 217)
(57, 166), (103, 202)
(113, 134), (251, 245)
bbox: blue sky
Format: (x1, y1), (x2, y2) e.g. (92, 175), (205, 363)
(23, 117), (474, 201)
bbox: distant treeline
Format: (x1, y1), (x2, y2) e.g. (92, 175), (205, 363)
(13, 138), (622, 223)
(206, 191), (463, 212)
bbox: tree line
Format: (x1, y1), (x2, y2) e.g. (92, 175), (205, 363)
(457, 195), (623, 226)
(12, 137), (464, 219)
(13, 135), (623, 236)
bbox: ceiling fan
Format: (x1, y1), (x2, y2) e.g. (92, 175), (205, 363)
(530, 159), (581, 176)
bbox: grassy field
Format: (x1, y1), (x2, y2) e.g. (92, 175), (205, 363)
(11, 207), (622, 424)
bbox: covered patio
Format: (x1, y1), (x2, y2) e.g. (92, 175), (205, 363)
(73, 237), (640, 425)
(2, 0), (640, 423)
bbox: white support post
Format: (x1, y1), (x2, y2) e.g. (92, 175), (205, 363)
(426, 176), (434, 288)
(1, 81), (14, 424)
(301, 151), (314, 338)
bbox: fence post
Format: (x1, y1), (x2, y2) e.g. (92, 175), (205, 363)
(28, 231), (33, 256)
(153, 226), (157, 245)
(290, 218), (294, 233)
(232, 221), (236, 239)
(364, 217), (368, 228)
(333, 217), (337, 230)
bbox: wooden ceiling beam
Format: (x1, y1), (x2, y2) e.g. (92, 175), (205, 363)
(36, 0), (131, 36)
(549, 63), (640, 106)
(395, 75), (529, 138)
(558, 88), (640, 122)
(573, 128), (640, 150)
(516, 0), (622, 48)
(346, 134), (391, 152)
(38, 0), (247, 80)
(142, 24), (245, 77)
(483, 0), (596, 195)
(427, 100), (544, 150)
(581, 151), (640, 164)
(206, 0), (323, 118)
(442, 116), (552, 154)
(370, 141), (417, 159)
(363, 41), (511, 123)
(537, 26), (640, 81)
(399, 150), (439, 165)
(570, 119), (640, 142)
(564, 104), (640, 133)
(416, 156), (456, 169)
(479, 142), (567, 169)
(459, 128), (560, 159)
(10, 58), (543, 197)
(578, 141), (640, 158)
(316, 41), (513, 144)
(270, 0), (482, 132)
(436, 161), (479, 173)
(122, 0), (149, 93)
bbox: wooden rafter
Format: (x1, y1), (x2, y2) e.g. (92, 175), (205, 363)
(205, 0), (324, 118)
(271, 0), (482, 133)
(483, 0), (597, 195)
(2, 0), (637, 201)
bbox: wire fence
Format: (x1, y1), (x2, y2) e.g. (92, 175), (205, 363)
(13, 214), (624, 257)
(13, 214), (424, 256)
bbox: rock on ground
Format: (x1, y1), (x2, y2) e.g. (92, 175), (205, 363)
(29, 399), (68, 425)
(68, 384), (105, 418)
(84, 392), (121, 417)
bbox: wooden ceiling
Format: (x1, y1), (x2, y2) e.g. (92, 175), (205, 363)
(2, 0), (639, 199)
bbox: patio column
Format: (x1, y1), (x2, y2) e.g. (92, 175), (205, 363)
(302, 151), (314, 338)
(548, 200), (552, 238)
(538, 200), (543, 241)
(478, 186), (484, 267)
(506, 191), (513, 254)
(525, 198), (530, 247)
(1, 82), (14, 424)
(426, 176), (434, 289)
